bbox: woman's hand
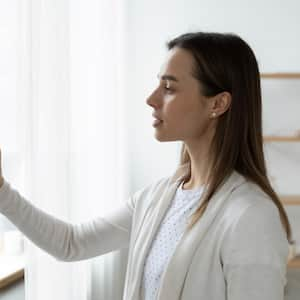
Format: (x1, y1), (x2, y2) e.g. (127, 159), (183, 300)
(0, 148), (4, 188)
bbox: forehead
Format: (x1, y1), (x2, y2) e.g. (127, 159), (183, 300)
(158, 47), (195, 82)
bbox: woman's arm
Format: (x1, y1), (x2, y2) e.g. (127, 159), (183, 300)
(221, 200), (289, 300)
(0, 179), (134, 262)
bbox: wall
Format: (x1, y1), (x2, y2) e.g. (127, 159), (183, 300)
(126, 0), (300, 248)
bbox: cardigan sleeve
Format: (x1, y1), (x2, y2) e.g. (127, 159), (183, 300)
(0, 179), (134, 262)
(221, 200), (289, 300)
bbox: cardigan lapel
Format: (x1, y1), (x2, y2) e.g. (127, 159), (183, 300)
(156, 169), (247, 299)
(125, 175), (182, 300)
(124, 163), (247, 300)
(124, 163), (191, 299)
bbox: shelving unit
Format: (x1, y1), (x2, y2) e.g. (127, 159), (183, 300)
(0, 254), (25, 289)
(261, 72), (300, 269)
(288, 256), (300, 269)
(261, 72), (300, 79)
(280, 196), (300, 206)
(263, 134), (300, 142)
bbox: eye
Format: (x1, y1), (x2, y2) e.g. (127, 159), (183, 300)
(163, 82), (173, 92)
(164, 86), (173, 94)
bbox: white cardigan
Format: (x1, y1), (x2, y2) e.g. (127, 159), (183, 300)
(0, 163), (289, 300)
(141, 181), (205, 299)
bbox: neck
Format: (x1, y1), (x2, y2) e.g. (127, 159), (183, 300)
(183, 138), (214, 189)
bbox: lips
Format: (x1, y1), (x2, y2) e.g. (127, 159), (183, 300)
(152, 112), (163, 121)
(152, 119), (163, 126)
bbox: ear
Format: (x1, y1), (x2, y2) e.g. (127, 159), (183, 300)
(210, 91), (232, 117)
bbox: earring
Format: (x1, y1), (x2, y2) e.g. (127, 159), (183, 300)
(211, 112), (217, 118)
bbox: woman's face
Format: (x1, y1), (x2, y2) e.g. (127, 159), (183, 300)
(146, 47), (214, 142)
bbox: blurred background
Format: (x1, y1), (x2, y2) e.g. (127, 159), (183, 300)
(0, 0), (299, 299)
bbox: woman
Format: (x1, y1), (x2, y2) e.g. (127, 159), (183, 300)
(0, 32), (293, 300)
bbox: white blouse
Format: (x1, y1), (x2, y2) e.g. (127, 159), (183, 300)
(141, 181), (205, 300)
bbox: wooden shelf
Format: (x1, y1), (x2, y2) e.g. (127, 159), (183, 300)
(263, 134), (300, 142)
(280, 195), (300, 205)
(0, 269), (24, 289)
(260, 71), (300, 269)
(261, 73), (300, 79)
(0, 255), (25, 289)
(288, 256), (300, 268)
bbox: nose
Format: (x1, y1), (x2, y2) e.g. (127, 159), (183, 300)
(146, 89), (160, 108)
(146, 95), (153, 107)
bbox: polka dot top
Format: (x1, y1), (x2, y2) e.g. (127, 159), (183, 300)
(140, 180), (205, 300)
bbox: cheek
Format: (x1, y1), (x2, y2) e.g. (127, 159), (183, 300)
(167, 107), (202, 133)
(180, 106), (208, 133)
(162, 95), (207, 126)
(179, 104), (204, 124)
(164, 95), (192, 115)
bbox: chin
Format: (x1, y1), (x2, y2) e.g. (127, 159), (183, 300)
(154, 133), (179, 142)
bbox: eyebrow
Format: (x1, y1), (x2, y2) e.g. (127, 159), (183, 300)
(157, 73), (179, 82)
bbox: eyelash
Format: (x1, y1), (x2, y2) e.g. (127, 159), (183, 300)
(164, 85), (173, 92)
(157, 80), (173, 93)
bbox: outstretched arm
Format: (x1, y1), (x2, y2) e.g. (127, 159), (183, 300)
(0, 179), (134, 262)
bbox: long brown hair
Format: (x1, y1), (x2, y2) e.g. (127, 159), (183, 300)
(166, 32), (294, 245)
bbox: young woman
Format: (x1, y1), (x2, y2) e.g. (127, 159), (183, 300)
(0, 32), (293, 300)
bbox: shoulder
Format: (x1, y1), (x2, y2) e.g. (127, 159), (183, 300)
(221, 179), (289, 268)
(126, 175), (171, 212)
(222, 176), (280, 227)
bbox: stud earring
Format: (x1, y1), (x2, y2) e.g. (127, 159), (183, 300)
(211, 112), (217, 118)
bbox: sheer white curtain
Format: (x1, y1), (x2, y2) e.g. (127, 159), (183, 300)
(14, 0), (129, 299)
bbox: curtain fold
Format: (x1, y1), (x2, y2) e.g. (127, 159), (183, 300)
(15, 0), (129, 299)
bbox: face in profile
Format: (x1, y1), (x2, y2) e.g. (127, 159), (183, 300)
(146, 47), (215, 143)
